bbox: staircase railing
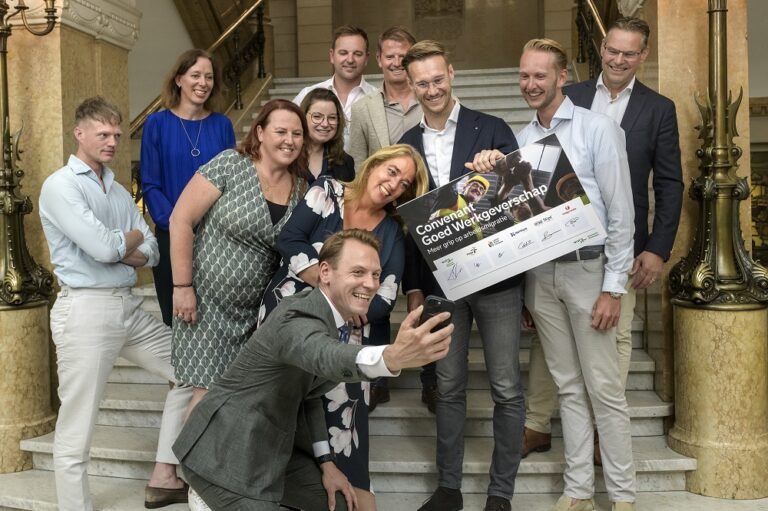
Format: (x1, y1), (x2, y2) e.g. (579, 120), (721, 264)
(129, 0), (266, 137)
(574, 0), (607, 79)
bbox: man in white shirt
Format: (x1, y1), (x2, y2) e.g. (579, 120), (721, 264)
(523, 17), (684, 466)
(348, 26), (422, 167)
(173, 229), (453, 511)
(294, 25), (377, 150)
(39, 96), (191, 510)
(472, 39), (637, 511)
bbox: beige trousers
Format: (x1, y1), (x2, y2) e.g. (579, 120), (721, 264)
(525, 283), (636, 433)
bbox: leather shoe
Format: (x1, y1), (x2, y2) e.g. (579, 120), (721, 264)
(144, 483), (189, 509)
(551, 495), (594, 511)
(418, 486), (463, 511)
(369, 385), (390, 412)
(522, 427), (551, 458)
(484, 495), (511, 511)
(421, 384), (438, 414)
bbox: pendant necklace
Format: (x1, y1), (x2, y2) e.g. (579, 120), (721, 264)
(179, 117), (203, 157)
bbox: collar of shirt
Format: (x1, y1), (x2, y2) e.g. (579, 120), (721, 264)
(320, 289), (347, 329)
(530, 95), (574, 132)
(595, 72), (635, 101)
(325, 76), (376, 107)
(419, 97), (461, 133)
(67, 154), (115, 193)
(380, 87), (420, 111)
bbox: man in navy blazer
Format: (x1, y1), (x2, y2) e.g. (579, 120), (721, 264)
(522, 17), (684, 464)
(399, 40), (524, 511)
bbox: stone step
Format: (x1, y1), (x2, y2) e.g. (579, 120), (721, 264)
(369, 435), (695, 494)
(19, 428), (694, 494)
(108, 347), (654, 390)
(96, 383), (668, 438)
(0, 470), (187, 511)
(3, 471), (764, 511)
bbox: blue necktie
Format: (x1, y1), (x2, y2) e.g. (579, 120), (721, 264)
(338, 325), (350, 344)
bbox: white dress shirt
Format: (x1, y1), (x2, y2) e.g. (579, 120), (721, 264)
(293, 75), (378, 151)
(516, 97), (635, 294)
(590, 72), (635, 124)
(420, 98), (461, 187)
(39, 155), (158, 288)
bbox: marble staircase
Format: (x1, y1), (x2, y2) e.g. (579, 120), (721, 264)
(0, 285), (700, 511)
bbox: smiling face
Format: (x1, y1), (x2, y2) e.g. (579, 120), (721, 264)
(320, 239), (382, 321)
(175, 57), (214, 109)
(74, 118), (122, 174)
(364, 155), (417, 208)
(407, 55), (455, 120)
(462, 180), (487, 203)
(600, 28), (648, 94)
(377, 38), (411, 87)
(519, 49), (568, 124)
(330, 34), (368, 83)
(256, 108), (304, 169)
(306, 99), (339, 147)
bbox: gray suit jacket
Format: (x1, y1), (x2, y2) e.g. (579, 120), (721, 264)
(348, 90), (390, 168)
(173, 288), (367, 501)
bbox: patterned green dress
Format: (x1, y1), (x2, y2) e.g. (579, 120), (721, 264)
(172, 149), (302, 387)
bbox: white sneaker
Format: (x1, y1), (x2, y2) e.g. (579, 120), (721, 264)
(188, 487), (212, 511)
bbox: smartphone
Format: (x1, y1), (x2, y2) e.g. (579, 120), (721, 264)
(419, 295), (455, 332)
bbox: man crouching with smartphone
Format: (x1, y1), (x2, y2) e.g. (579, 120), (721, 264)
(174, 229), (453, 511)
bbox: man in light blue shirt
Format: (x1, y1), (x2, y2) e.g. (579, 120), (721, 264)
(472, 38), (637, 511)
(39, 96), (191, 511)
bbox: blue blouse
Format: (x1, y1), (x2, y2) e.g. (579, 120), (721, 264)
(140, 110), (236, 230)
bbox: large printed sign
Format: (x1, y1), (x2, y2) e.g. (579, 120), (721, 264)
(397, 134), (607, 300)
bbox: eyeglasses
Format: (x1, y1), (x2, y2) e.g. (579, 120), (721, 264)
(603, 44), (645, 60)
(308, 112), (339, 125)
(413, 76), (447, 91)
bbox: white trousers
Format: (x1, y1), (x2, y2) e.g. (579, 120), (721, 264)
(50, 287), (192, 511)
(525, 284), (636, 433)
(525, 258), (636, 502)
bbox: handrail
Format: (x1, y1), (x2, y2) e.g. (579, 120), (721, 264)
(575, 0), (610, 79)
(129, 0), (266, 136)
(585, 0), (607, 40)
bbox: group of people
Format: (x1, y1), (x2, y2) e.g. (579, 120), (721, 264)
(38, 13), (682, 511)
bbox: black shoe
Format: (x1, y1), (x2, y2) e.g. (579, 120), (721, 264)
(418, 486), (463, 511)
(484, 495), (511, 511)
(421, 384), (438, 414)
(369, 385), (390, 412)
(144, 483), (188, 509)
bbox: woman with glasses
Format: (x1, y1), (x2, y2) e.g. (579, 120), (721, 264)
(257, 144), (429, 511)
(300, 88), (356, 183)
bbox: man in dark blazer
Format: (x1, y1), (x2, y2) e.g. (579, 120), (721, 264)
(522, 17), (684, 464)
(173, 229), (453, 511)
(399, 40), (525, 511)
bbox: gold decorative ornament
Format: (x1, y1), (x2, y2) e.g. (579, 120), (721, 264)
(0, 0), (57, 308)
(669, 0), (768, 309)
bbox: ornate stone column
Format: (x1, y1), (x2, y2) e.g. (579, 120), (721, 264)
(661, 0), (768, 498)
(0, 0), (140, 472)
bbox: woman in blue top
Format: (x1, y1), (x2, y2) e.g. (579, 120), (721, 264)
(141, 49), (236, 325)
(299, 88), (355, 183)
(258, 144), (429, 510)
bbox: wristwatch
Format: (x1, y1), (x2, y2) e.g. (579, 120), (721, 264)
(608, 292), (623, 299)
(316, 453), (336, 465)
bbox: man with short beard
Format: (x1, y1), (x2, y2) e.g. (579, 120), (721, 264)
(294, 25), (376, 150)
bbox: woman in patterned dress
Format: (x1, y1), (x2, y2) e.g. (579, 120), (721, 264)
(259, 144), (429, 510)
(169, 99), (309, 413)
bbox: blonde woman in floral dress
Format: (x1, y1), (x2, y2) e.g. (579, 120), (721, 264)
(259, 144), (428, 510)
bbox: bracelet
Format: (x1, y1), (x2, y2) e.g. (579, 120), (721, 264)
(173, 283), (193, 288)
(315, 453), (335, 465)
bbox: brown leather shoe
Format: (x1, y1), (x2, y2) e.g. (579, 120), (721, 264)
(522, 427), (551, 458)
(144, 483), (189, 509)
(421, 384), (438, 414)
(369, 385), (390, 413)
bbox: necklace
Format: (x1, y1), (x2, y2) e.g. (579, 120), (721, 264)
(178, 117), (203, 157)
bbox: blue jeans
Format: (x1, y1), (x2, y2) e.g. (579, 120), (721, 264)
(435, 285), (525, 498)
